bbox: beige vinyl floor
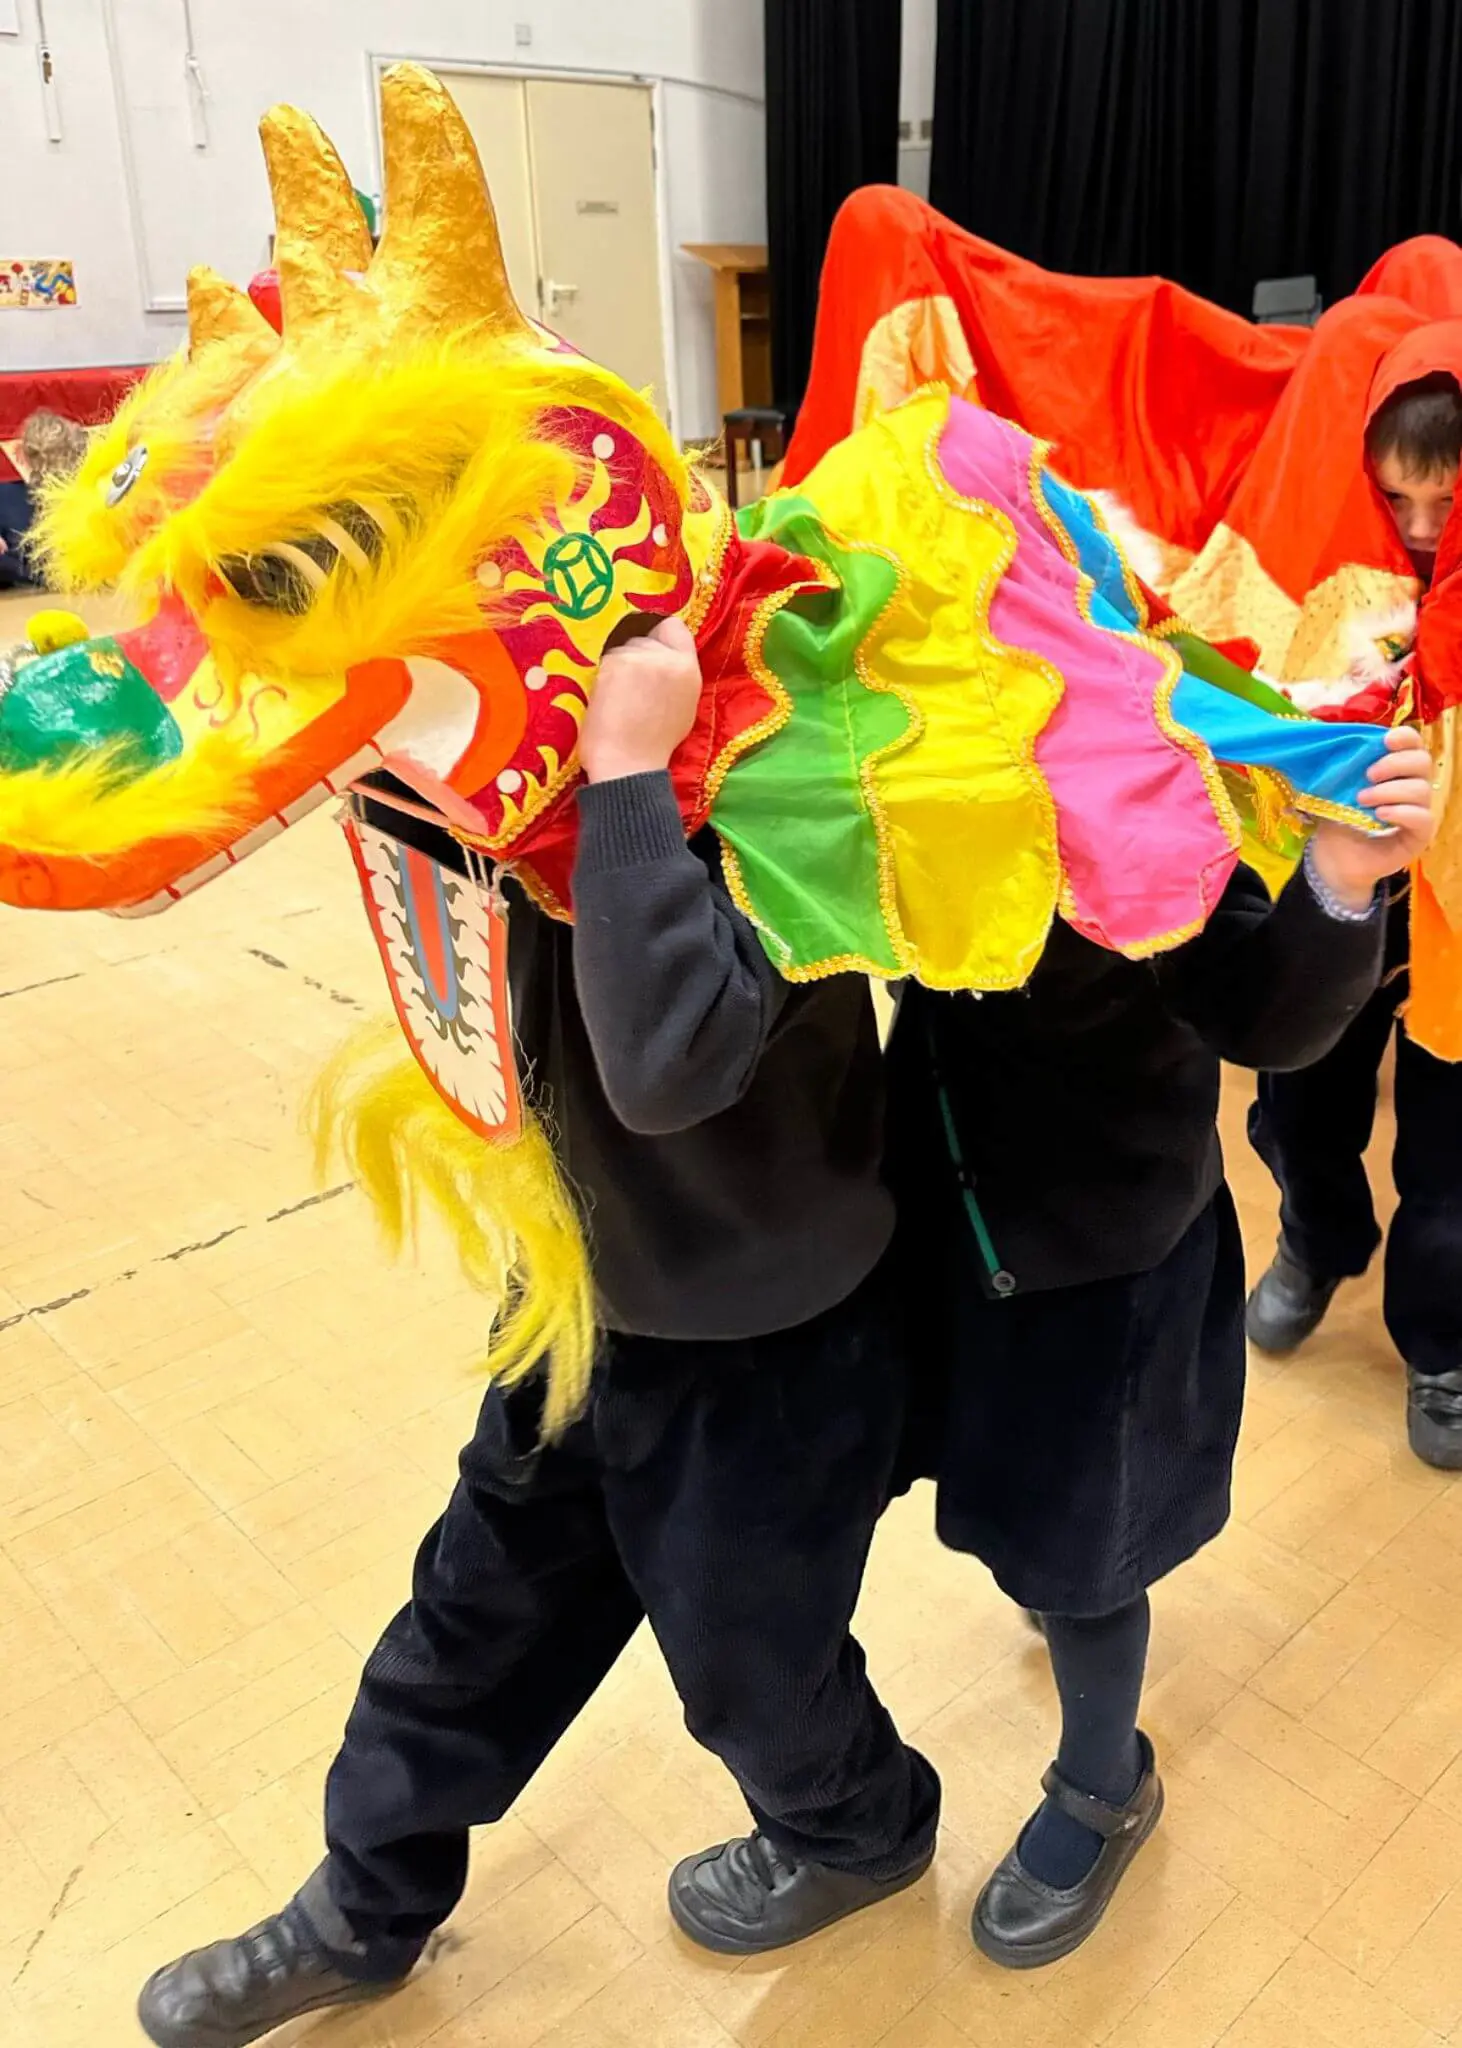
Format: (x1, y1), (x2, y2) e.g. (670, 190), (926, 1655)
(1, 588), (1460, 2048)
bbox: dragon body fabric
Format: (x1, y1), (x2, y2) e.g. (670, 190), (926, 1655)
(0, 70), (1402, 1422)
(784, 184), (1462, 1064)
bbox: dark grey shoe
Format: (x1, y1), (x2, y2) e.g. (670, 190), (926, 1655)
(1408, 1367), (1462, 1470)
(972, 1732), (1164, 1970)
(668, 1829), (934, 1955)
(1245, 1240), (1341, 1355)
(136, 1882), (410, 2048)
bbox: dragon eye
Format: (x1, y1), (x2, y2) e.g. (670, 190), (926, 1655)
(218, 549), (317, 614)
(217, 504), (385, 613)
(107, 444), (149, 506)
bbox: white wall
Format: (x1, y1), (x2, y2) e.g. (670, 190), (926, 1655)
(0, 0), (765, 440)
(658, 81), (766, 443)
(898, 0), (937, 201)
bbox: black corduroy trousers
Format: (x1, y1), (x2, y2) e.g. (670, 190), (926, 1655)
(319, 1260), (939, 1978)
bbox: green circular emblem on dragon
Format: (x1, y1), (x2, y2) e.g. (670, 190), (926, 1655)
(542, 531), (615, 619)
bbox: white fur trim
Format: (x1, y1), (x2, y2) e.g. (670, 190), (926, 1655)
(1281, 675), (1390, 712)
(1343, 599), (1418, 683)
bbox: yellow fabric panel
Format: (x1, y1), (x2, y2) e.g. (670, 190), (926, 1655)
(796, 389), (1062, 989)
(1408, 870), (1462, 1064)
(854, 295), (978, 432)
(1168, 525), (1303, 675)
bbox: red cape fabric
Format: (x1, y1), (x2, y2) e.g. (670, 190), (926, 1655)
(0, 366), (146, 441)
(785, 187), (1462, 713)
(784, 185), (1308, 554)
(1201, 291), (1462, 718)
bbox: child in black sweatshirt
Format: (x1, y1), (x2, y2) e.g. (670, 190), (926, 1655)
(136, 618), (938, 2048)
(887, 728), (1438, 1970)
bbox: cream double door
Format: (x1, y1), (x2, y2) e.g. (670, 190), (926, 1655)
(438, 71), (669, 418)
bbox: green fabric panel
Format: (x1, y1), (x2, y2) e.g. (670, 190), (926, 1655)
(0, 638), (183, 777)
(715, 496), (910, 973)
(1169, 631), (1303, 720)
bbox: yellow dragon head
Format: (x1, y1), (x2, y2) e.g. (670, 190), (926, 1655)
(1, 64), (723, 913)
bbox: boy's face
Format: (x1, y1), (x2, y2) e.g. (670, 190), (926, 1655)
(1374, 450), (1458, 572)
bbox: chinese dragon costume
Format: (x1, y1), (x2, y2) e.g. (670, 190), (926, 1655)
(0, 70), (1412, 1425)
(784, 183), (1462, 1065)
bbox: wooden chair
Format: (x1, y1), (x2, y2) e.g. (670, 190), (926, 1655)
(722, 406), (788, 510)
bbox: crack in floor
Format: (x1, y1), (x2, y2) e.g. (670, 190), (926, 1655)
(0, 1183), (354, 1330)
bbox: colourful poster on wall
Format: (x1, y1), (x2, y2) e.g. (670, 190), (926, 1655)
(0, 261), (77, 309)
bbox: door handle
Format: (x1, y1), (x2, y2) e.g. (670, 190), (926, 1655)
(541, 278), (579, 315)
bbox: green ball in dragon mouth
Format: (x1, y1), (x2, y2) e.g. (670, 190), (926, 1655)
(0, 635), (184, 779)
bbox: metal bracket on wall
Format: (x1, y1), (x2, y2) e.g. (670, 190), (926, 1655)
(35, 0), (63, 141)
(182, 0), (210, 150)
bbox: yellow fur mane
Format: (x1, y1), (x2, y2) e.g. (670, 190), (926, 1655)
(34, 331), (277, 594)
(121, 339), (685, 698)
(0, 736), (256, 862)
(309, 1023), (597, 1435)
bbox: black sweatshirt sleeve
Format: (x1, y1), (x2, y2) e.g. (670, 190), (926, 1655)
(1153, 860), (1384, 1071)
(570, 770), (790, 1134)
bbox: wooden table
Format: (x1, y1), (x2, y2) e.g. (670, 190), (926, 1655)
(682, 243), (772, 417)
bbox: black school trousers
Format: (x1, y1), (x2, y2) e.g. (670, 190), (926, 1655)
(1249, 901), (1462, 1376)
(319, 1258), (939, 1978)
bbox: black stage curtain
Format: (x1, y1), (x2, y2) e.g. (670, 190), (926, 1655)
(930, 0), (1462, 315)
(766, 0), (902, 415)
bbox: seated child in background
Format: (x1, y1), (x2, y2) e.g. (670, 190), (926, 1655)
(0, 410), (88, 590)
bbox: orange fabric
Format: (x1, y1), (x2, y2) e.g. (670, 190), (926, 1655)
(784, 185), (1308, 553)
(789, 194), (1462, 714)
(1368, 316), (1462, 415)
(1218, 300), (1462, 641)
(1366, 319), (1462, 724)
(1358, 238), (1462, 318)
(1216, 295), (1421, 605)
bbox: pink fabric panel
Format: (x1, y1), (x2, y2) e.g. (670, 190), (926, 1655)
(936, 397), (1238, 952)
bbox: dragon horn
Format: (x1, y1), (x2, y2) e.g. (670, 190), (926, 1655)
(258, 104), (373, 335)
(371, 63), (535, 342)
(185, 265), (277, 356)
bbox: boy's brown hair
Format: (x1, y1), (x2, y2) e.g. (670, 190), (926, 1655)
(1365, 372), (1462, 480)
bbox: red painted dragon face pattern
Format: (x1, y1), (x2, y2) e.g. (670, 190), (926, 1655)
(469, 404), (698, 845)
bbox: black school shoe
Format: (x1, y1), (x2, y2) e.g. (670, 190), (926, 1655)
(137, 1873), (412, 2048)
(972, 1733), (1164, 1970)
(1409, 1366), (1462, 1469)
(1245, 1240), (1342, 1355)
(668, 1830), (935, 1955)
